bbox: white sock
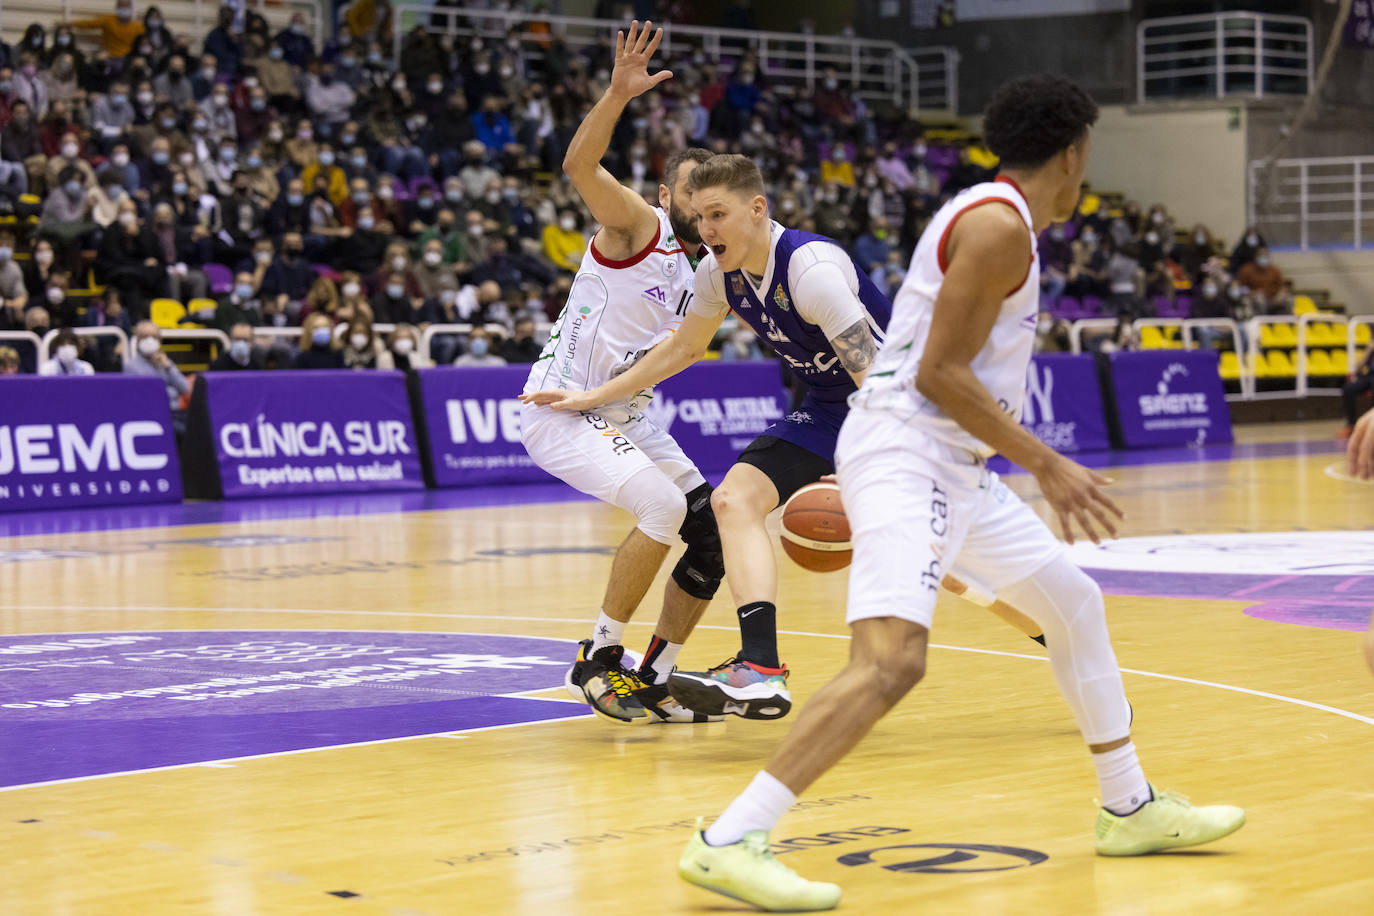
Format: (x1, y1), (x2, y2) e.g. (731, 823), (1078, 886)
(642, 639), (682, 685)
(590, 611), (625, 652)
(1094, 742), (1151, 815)
(704, 770), (796, 846)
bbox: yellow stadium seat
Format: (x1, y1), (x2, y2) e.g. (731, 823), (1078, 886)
(1307, 349), (1333, 375)
(966, 145), (999, 169)
(1265, 350), (1296, 377)
(1304, 322), (1332, 347)
(1259, 324), (1280, 348)
(1328, 323), (1348, 344)
(188, 297), (219, 315)
(1273, 323), (1298, 347)
(150, 298), (186, 329)
(1356, 324), (1372, 345)
(1329, 348), (1350, 376)
(1140, 326), (1168, 349)
(1293, 294), (1317, 315)
(1219, 351), (1240, 380)
(1246, 351), (1269, 378)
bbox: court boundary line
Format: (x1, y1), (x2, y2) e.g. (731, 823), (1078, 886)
(1324, 461), (1374, 484)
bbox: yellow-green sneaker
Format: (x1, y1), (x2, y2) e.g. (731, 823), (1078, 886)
(678, 818), (841, 912)
(1095, 784), (1245, 856)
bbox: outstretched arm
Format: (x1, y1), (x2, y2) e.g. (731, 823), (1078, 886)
(519, 307), (724, 412)
(563, 21), (672, 259)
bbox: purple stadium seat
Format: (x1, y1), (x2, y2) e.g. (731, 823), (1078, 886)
(313, 264), (340, 283)
(1152, 296), (1172, 316)
(1174, 295), (1193, 318)
(408, 176), (438, 197)
(1056, 295), (1083, 319)
(1081, 295), (1104, 316)
(203, 263), (233, 294)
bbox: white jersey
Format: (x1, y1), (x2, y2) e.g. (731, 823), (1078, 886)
(524, 207), (697, 424)
(850, 178), (1040, 456)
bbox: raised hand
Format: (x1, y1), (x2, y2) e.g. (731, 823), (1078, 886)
(609, 20), (673, 102)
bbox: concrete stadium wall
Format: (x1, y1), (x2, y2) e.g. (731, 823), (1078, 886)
(1275, 249), (1374, 317)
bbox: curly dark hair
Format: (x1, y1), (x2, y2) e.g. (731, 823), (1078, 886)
(663, 147), (712, 188)
(983, 75), (1099, 170)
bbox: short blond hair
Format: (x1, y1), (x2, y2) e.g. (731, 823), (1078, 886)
(686, 153), (766, 200)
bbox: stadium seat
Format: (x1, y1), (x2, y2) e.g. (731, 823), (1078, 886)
(1140, 326), (1168, 349)
(1329, 348), (1350, 376)
(1265, 350), (1295, 377)
(1274, 323), (1298, 347)
(1293, 294), (1317, 315)
(1304, 322), (1333, 347)
(1247, 351), (1268, 378)
(1307, 349), (1334, 375)
(1356, 324), (1372, 345)
(151, 299), (187, 329)
(1218, 351), (1240, 380)
(1259, 324), (1280, 348)
(203, 263), (234, 295)
(1328, 323), (1348, 344)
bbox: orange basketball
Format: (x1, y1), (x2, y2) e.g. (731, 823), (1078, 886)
(779, 482), (852, 572)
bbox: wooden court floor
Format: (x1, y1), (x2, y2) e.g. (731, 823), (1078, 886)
(2, 421), (1372, 915)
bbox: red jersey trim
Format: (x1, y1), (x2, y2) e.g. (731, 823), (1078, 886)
(589, 222), (662, 269)
(936, 194), (1034, 296)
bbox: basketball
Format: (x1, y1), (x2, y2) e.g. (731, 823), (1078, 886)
(779, 482), (852, 572)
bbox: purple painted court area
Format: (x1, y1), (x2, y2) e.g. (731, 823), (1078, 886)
(0, 631), (589, 789)
(989, 437), (1343, 475)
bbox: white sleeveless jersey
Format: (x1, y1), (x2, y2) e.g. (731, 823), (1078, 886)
(524, 207), (696, 424)
(850, 178), (1040, 456)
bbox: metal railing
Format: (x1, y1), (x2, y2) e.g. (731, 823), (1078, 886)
(1349, 315), (1374, 371)
(1067, 318), (1118, 355)
(1248, 155), (1374, 250)
(38, 326), (127, 365)
(1137, 12), (1311, 103)
(393, 5), (959, 113)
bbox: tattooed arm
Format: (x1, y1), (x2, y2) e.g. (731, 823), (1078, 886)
(830, 318), (878, 386)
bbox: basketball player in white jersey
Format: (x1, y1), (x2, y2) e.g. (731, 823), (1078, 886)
(676, 76), (1245, 911)
(518, 22), (724, 724)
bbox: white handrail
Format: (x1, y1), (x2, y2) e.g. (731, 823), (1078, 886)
(1294, 312), (1349, 398)
(390, 5), (958, 113)
(162, 328), (230, 353)
(1349, 315), (1374, 374)
(1180, 318), (1252, 399)
(1068, 318), (1118, 354)
(1248, 155), (1374, 251)
(1137, 12), (1312, 103)
(0, 330), (42, 368)
(419, 322), (512, 359)
(1248, 315), (1303, 396)
(39, 326), (128, 364)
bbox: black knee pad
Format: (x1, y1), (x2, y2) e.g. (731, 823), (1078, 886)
(672, 482), (724, 600)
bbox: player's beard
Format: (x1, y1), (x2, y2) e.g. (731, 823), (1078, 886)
(668, 198), (702, 249)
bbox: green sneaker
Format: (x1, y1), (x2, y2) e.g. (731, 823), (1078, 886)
(678, 818), (841, 912)
(1095, 784), (1245, 856)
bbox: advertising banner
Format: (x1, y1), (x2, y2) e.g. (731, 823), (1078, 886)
(0, 376), (182, 513)
(956, 0), (1127, 21)
(1108, 351), (1233, 448)
(416, 363), (789, 487)
(193, 371), (424, 498)
(1020, 354), (1111, 453)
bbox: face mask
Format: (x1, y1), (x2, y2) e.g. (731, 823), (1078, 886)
(47, 286), (66, 304)
(357, 216), (374, 231)
(559, 216), (576, 231)
(1081, 232), (1096, 245)
(447, 189), (464, 203)
(385, 283), (404, 298)
(824, 77), (838, 90)
(832, 151), (846, 163)
(245, 154), (262, 169)
(427, 81), (442, 94)
(58, 344), (78, 363)
(1202, 283), (1218, 298)
(250, 98), (266, 111)
(201, 67), (216, 81)
(423, 251), (442, 267)
(377, 186), (393, 200)
(342, 281), (361, 297)
(172, 182), (188, 196)
(118, 211), (137, 226)
(467, 223), (483, 237)
(390, 255), (407, 272)
(1256, 255), (1272, 267)
(312, 327), (332, 346)
(475, 64), (490, 76)
(137, 336), (161, 356)
(116, 8), (133, 22)
(192, 119), (207, 132)
(35, 249), (52, 266)
(269, 46), (284, 60)
(503, 188), (518, 201)
(339, 55), (355, 68)
(297, 129), (312, 141)
(350, 332), (369, 350)
(0, 246), (10, 261)
(351, 155), (366, 169)
(485, 191), (500, 205)
(1194, 233), (1207, 245)
(212, 93), (228, 107)
(1145, 232), (1159, 245)
(392, 79), (406, 92)
(393, 337), (414, 355)
(135, 91), (153, 106)
(367, 52), (382, 65)
(1050, 227), (1064, 241)
(58, 35), (71, 46)
(255, 250), (272, 264)
(287, 193), (303, 206)
(234, 283), (254, 299)
(160, 116), (176, 130)
(220, 147), (236, 162)
(1228, 287), (1243, 301)
(417, 197), (434, 210)
(1152, 212), (1165, 225)
(148, 16), (162, 28)
(62, 143), (79, 159)
(319, 151), (335, 166)
(1246, 234), (1259, 246)
(499, 67), (514, 79)
(268, 129), (283, 142)
(780, 199), (795, 213)
(291, 23), (305, 35)
(229, 339), (251, 363)
(65, 180), (83, 197)
(468, 338), (488, 357)
(440, 289), (456, 305)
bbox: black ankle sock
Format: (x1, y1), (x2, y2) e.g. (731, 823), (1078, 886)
(736, 602), (779, 669)
(1030, 633), (1047, 646)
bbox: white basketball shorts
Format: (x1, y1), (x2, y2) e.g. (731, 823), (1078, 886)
(835, 408), (1065, 629)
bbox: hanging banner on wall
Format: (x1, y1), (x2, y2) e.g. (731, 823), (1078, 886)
(414, 363), (789, 488)
(1107, 350), (1233, 448)
(955, 0), (1127, 20)
(1020, 354), (1111, 453)
(183, 371), (425, 499)
(0, 377), (181, 513)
